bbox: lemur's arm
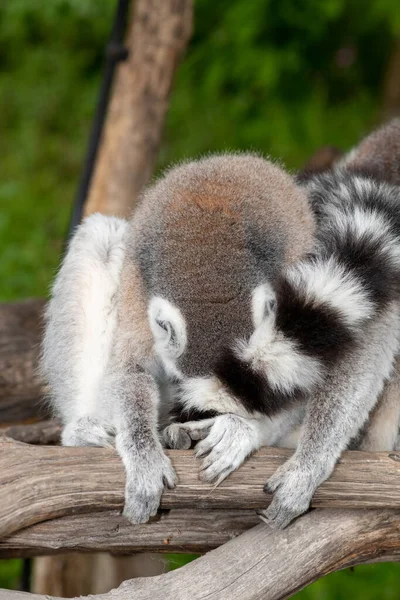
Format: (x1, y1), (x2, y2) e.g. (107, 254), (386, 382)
(99, 261), (177, 524)
(258, 304), (399, 528)
(256, 173), (400, 528)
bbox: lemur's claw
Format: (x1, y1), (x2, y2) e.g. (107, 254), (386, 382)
(258, 458), (315, 529)
(123, 452), (177, 524)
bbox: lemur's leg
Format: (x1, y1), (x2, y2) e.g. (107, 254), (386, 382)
(258, 305), (399, 529)
(42, 214), (127, 447)
(99, 262), (177, 525)
(102, 361), (177, 523)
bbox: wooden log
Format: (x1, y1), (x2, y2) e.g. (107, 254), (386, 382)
(84, 0), (193, 218)
(0, 420), (61, 445)
(0, 509), (259, 558)
(0, 299), (48, 424)
(2, 508), (400, 600)
(3, 436), (400, 539)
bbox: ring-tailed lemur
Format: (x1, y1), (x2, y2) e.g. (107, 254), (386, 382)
(42, 154), (314, 524)
(42, 120), (400, 528)
(164, 119), (400, 528)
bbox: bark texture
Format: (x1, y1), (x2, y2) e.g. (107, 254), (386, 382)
(2, 509), (400, 600)
(2, 437), (400, 540)
(84, 0), (193, 217)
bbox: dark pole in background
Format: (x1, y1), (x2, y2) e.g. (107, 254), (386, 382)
(67, 0), (130, 240)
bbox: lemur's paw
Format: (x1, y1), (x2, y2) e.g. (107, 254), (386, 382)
(163, 423), (192, 449)
(123, 451), (177, 524)
(61, 416), (115, 448)
(257, 459), (314, 529)
(196, 414), (260, 485)
(162, 419), (215, 450)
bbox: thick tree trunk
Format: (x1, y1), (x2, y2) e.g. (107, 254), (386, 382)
(84, 0), (193, 217)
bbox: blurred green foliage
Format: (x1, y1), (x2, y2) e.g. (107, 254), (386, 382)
(1, 0), (400, 301)
(1, 0), (400, 596)
(0, 560), (22, 590)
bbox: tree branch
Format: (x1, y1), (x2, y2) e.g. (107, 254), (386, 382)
(0, 509), (259, 558)
(2, 508), (400, 600)
(0, 299), (48, 424)
(0, 420), (61, 445)
(2, 436), (400, 540)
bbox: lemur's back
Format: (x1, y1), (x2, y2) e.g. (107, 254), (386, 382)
(343, 118), (400, 185)
(127, 154), (315, 375)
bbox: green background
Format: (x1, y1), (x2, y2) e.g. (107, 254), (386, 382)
(1, 0), (400, 596)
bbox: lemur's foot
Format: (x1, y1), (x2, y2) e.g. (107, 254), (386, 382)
(258, 457), (316, 529)
(61, 416), (115, 448)
(196, 414), (261, 485)
(122, 446), (177, 524)
(162, 418), (216, 450)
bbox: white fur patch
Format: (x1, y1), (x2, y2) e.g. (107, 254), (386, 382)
(148, 297), (187, 366)
(251, 282), (276, 328)
(178, 376), (252, 418)
(45, 214), (128, 420)
(286, 256), (373, 327)
(236, 322), (323, 395)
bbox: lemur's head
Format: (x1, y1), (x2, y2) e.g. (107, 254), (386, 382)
(131, 153), (314, 385)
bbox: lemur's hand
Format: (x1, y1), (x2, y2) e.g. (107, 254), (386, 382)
(162, 418), (217, 450)
(195, 414), (262, 484)
(258, 457), (317, 529)
(118, 438), (177, 524)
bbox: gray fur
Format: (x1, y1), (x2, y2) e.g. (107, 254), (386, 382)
(341, 118), (400, 185)
(43, 130), (400, 529)
(259, 305), (399, 528)
(42, 154), (313, 524)
(129, 153), (314, 376)
(166, 121), (400, 530)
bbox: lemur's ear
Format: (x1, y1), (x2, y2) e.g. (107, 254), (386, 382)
(148, 297), (187, 358)
(251, 283), (277, 329)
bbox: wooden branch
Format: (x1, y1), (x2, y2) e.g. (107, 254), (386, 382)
(3, 436), (400, 540)
(0, 509), (259, 558)
(2, 508), (400, 600)
(84, 0), (193, 217)
(0, 299), (48, 424)
(0, 419), (61, 445)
